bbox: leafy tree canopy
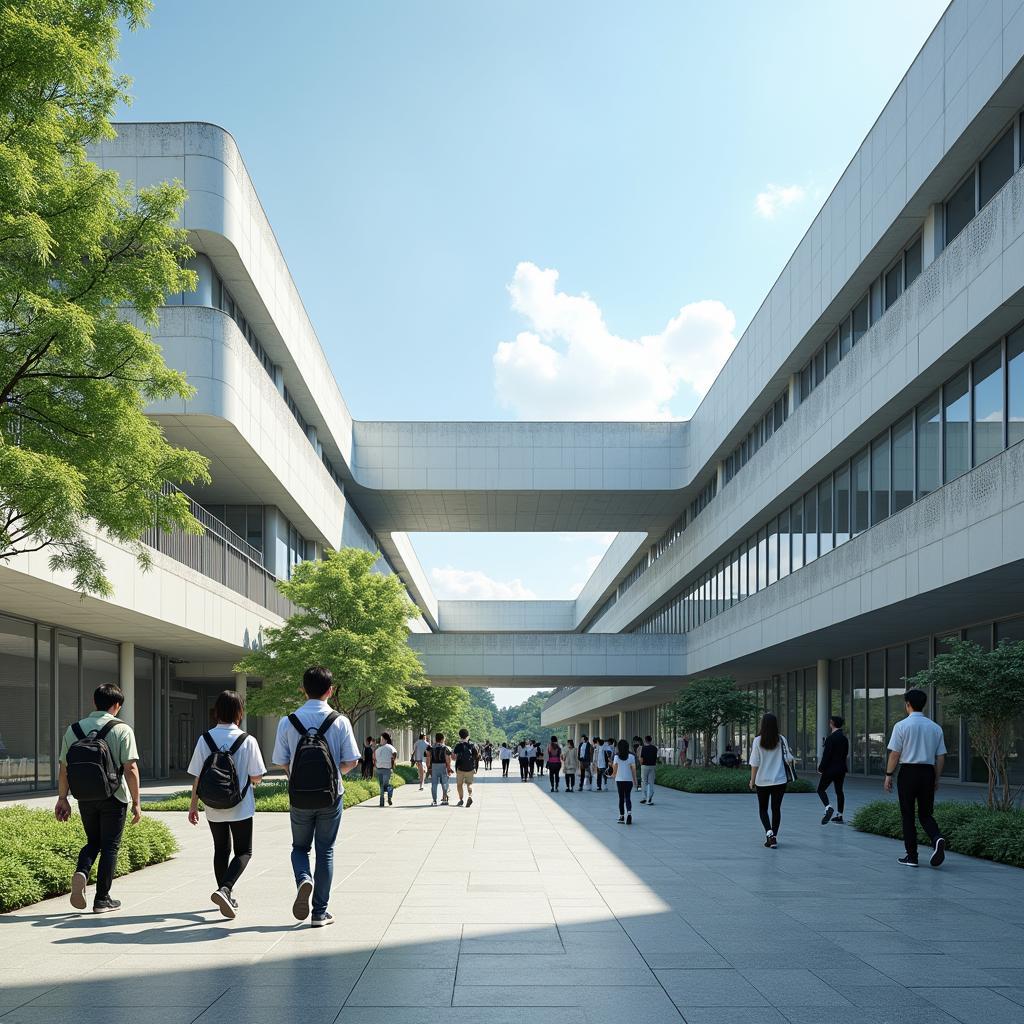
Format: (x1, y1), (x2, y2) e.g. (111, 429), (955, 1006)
(491, 690), (553, 741)
(661, 677), (752, 767)
(0, 0), (209, 594)
(237, 549), (423, 730)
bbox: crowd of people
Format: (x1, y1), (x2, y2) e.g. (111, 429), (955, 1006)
(52, 669), (950, 922)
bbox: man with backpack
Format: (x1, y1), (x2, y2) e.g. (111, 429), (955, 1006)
(426, 732), (452, 806)
(272, 666), (360, 927)
(54, 683), (141, 914)
(452, 728), (480, 808)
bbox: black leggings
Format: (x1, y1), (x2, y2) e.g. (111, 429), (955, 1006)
(756, 784), (786, 834)
(208, 817), (253, 891)
(565, 772), (576, 791)
(501, 758), (510, 777)
(817, 772), (845, 814)
(617, 780), (633, 815)
(549, 764), (561, 789)
(519, 757), (530, 780)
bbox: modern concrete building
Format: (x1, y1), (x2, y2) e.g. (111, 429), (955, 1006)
(2, 0), (1022, 793)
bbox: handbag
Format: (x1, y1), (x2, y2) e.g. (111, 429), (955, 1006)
(781, 736), (797, 783)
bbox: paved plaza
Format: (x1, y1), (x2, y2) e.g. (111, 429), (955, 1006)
(2, 775), (1024, 1024)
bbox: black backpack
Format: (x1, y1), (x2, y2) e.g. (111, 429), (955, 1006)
(287, 712), (340, 809)
(431, 743), (450, 765)
(453, 741), (477, 772)
(196, 732), (251, 809)
(66, 720), (122, 801)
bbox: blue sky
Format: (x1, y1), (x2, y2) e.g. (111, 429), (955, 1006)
(116, 1), (948, 706)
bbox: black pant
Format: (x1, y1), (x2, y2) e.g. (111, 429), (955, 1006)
(579, 762), (591, 788)
(817, 771), (845, 814)
(756, 783), (786, 834)
(617, 780), (632, 816)
(549, 764), (561, 790)
(76, 796), (128, 900)
(519, 757), (530, 780)
(596, 765), (605, 790)
(208, 817), (254, 891)
(501, 758), (510, 777)
(565, 772), (576, 791)
(897, 763), (941, 859)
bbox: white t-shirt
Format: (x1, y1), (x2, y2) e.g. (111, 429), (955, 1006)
(597, 744), (614, 768)
(374, 743), (398, 769)
(748, 735), (792, 786)
(499, 746), (511, 759)
(413, 739), (429, 760)
(525, 745), (536, 758)
(612, 753), (636, 782)
(188, 724), (266, 823)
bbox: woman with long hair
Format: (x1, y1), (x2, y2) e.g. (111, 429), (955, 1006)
(748, 712), (796, 848)
(562, 738), (579, 792)
(612, 738), (637, 824)
(546, 736), (562, 792)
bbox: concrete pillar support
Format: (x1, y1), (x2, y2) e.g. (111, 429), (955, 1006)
(617, 711), (626, 741)
(118, 642), (135, 727)
(716, 724), (728, 763)
(235, 672), (248, 730)
(816, 659), (829, 765)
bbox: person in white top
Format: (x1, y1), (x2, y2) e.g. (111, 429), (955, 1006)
(499, 743), (512, 778)
(374, 732), (398, 807)
(412, 733), (429, 790)
(562, 739), (579, 792)
(525, 742), (537, 779)
(747, 712), (795, 849)
(188, 690), (266, 919)
(884, 688), (947, 868)
(611, 739), (638, 824)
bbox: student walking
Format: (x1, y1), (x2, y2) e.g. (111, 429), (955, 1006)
(427, 733), (453, 805)
(483, 741), (494, 771)
(748, 712), (795, 849)
(632, 737), (643, 790)
(546, 737), (562, 792)
(638, 735), (658, 805)
(55, 683), (142, 914)
(612, 739), (637, 824)
(577, 735), (593, 791)
(499, 742), (512, 778)
(562, 739), (578, 792)
(375, 732), (398, 807)
(361, 736), (375, 780)
(535, 741), (545, 779)
(452, 728), (479, 807)
(272, 666), (361, 927)
(187, 690), (265, 919)
(594, 738), (609, 792)
(412, 733), (429, 790)
(817, 715), (849, 824)
(522, 741), (535, 780)
(885, 689), (947, 868)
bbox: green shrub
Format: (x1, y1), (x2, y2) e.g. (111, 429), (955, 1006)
(392, 764), (419, 783)
(0, 806), (178, 912)
(655, 764), (813, 794)
(144, 770), (406, 813)
(853, 800), (1024, 868)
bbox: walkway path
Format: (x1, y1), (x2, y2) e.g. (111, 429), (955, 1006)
(2, 774), (1024, 1023)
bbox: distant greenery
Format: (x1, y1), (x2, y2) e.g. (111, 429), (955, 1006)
(853, 800), (1024, 868)
(655, 765), (813, 794)
(489, 690), (554, 740)
(0, 805), (178, 912)
(144, 773), (405, 812)
(661, 678), (754, 767)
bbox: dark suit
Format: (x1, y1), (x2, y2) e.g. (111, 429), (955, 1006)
(817, 730), (849, 814)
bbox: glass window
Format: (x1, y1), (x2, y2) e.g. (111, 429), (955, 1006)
(870, 278), (883, 324)
(867, 650), (886, 775)
(892, 413), (914, 513)
(852, 296), (869, 344)
(973, 343), (1004, 465)
(943, 369), (970, 482)
(979, 127), (1014, 208)
(767, 519), (779, 586)
(746, 536), (758, 595)
(0, 615), (37, 788)
(945, 172), (976, 243)
(852, 447), (870, 534)
(851, 655), (866, 774)
(839, 317), (852, 359)
(904, 237), (922, 287)
(884, 262), (902, 310)
(871, 431), (891, 524)
(933, 633), (961, 778)
(916, 391), (941, 496)
(58, 634), (80, 730)
(81, 639), (118, 709)
(1011, 327), (1024, 447)
(818, 477), (833, 556)
(834, 463), (851, 545)
(886, 644), (907, 748)
(38, 628), (52, 788)
(790, 499), (803, 572)
(778, 508), (791, 579)
(813, 347), (826, 386)
(826, 332), (839, 373)
(803, 489), (818, 563)
(800, 363), (812, 403)
(134, 650), (155, 777)
(757, 528), (768, 591)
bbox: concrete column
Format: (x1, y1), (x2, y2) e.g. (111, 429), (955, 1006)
(716, 724), (728, 763)
(816, 659), (829, 766)
(922, 204), (942, 266)
(788, 373), (799, 413)
(235, 672), (247, 730)
(118, 642), (135, 727)
(618, 711), (626, 741)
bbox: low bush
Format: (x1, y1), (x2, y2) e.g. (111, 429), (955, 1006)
(392, 764), (419, 783)
(853, 800), (1024, 868)
(144, 771), (406, 813)
(655, 764), (814, 794)
(0, 806), (178, 912)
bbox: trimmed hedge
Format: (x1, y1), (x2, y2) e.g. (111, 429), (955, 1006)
(655, 764), (814, 794)
(392, 764), (420, 783)
(0, 806), (178, 913)
(144, 771), (406, 813)
(853, 800), (1024, 868)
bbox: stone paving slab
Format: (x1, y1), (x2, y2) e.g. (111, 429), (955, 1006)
(1, 771), (1023, 1023)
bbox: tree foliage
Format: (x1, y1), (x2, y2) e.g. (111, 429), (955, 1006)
(491, 690), (553, 740)
(237, 549), (424, 730)
(661, 677), (753, 767)
(0, 0), (209, 594)
(907, 638), (1024, 810)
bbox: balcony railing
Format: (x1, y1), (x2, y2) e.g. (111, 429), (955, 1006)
(544, 686), (581, 711)
(142, 485), (293, 619)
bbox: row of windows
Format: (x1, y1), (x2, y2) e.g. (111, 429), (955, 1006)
(723, 388), (790, 486)
(284, 386), (309, 435)
(634, 324), (1024, 635)
(214, 276), (276, 381)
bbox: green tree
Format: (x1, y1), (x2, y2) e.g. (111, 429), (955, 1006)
(661, 677), (753, 767)
(382, 685), (470, 740)
(907, 638), (1024, 810)
(492, 690), (553, 740)
(0, 0), (210, 595)
(237, 549), (424, 730)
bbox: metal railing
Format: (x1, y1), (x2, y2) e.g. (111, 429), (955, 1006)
(544, 686), (581, 710)
(142, 485), (293, 618)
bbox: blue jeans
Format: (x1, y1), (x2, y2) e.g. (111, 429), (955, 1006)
(289, 799), (343, 916)
(376, 768), (393, 805)
(641, 765), (656, 802)
(430, 763), (449, 802)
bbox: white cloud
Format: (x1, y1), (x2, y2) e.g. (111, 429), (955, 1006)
(430, 566), (536, 600)
(492, 262), (737, 420)
(755, 183), (806, 219)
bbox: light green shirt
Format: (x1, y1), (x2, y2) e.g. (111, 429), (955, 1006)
(59, 711), (139, 805)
